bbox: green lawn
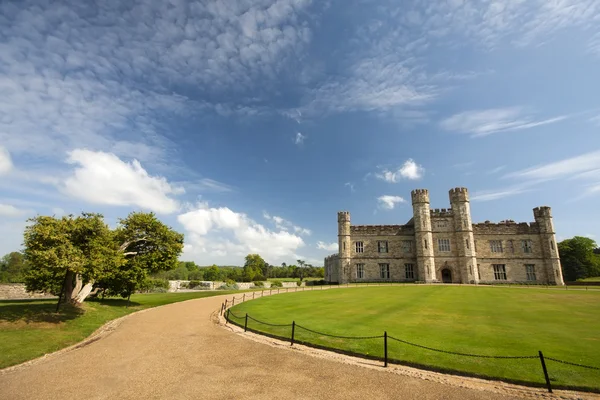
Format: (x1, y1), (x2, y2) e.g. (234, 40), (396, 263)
(0, 291), (235, 369)
(578, 277), (600, 282)
(229, 286), (600, 392)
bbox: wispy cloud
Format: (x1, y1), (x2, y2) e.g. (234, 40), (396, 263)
(440, 107), (568, 137)
(0, 203), (31, 217)
(506, 150), (600, 181)
(376, 159), (424, 182)
(377, 195), (406, 210)
(344, 182), (355, 193)
(295, 132), (306, 146)
(488, 166), (506, 174)
(263, 212), (311, 236)
(178, 178), (234, 193)
(0, 146), (11, 175)
(470, 186), (531, 202)
(316, 241), (338, 251)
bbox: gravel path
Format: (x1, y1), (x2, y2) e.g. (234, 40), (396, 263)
(0, 294), (595, 400)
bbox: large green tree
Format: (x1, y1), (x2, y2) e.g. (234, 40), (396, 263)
(558, 236), (600, 281)
(23, 212), (184, 304)
(0, 251), (28, 283)
(243, 254), (266, 282)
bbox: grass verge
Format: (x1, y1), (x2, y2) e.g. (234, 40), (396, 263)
(0, 291), (235, 369)
(229, 285), (600, 392)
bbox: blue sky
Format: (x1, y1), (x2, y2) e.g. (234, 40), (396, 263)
(1, 0), (599, 266)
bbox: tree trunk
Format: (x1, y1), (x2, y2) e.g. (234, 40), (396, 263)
(63, 270), (75, 303)
(73, 280), (95, 304)
(71, 274), (83, 299)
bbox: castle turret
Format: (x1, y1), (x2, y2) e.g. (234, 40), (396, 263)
(533, 207), (564, 285)
(411, 190), (437, 282)
(449, 187), (479, 284)
(337, 211), (351, 284)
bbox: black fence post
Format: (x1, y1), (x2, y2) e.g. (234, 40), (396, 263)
(384, 331), (388, 367)
(243, 293), (246, 302)
(253, 292), (255, 299)
(244, 313), (248, 332)
(226, 309), (230, 324)
(538, 350), (552, 393)
(291, 321), (296, 346)
(232, 297), (235, 306)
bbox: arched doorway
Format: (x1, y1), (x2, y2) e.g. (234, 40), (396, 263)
(442, 268), (452, 283)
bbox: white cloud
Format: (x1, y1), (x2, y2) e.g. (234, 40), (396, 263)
(506, 150), (600, 181)
(376, 159), (424, 182)
(295, 132), (306, 145)
(488, 166), (506, 174)
(377, 195), (406, 210)
(470, 187), (530, 202)
(316, 241), (338, 251)
(179, 178), (234, 193)
(0, 203), (30, 217)
(178, 205), (305, 264)
(263, 211), (311, 236)
(0, 146), (12, 175)
(440, 107), (568, 137)
(345, 182), (355, 192)
(61, 149), (182, 214)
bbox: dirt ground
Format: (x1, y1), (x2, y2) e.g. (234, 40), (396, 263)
(0, 293), (598, 400)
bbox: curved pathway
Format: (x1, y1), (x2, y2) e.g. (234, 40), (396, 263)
(0, 294), (581, 399)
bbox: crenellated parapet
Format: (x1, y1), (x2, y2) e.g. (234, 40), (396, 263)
(533, 206), (552, 219)
(411, 189), (430, 204)
(472, 221), (539, 234)
(430, 208), (454, 217)
(350, 225), (414, 236)
(449, 187), (469, 203)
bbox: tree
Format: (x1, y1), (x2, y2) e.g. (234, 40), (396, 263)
(100, 212), (184, 299)
(243, 254), (266, 282)
(558, 236), (600, 281)
(24, 211), (184, 304)
(203, 265), (220, 281)
(296, 259), (306, 281)
(0, 251), (28, 282)
(24, 213), (119, 304)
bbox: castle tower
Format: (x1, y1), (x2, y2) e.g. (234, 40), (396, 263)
(533, 207), (565, 285)
(449, 188), (479, 284)
(411, 190), (437, 282)
(337, 211), (351, 284)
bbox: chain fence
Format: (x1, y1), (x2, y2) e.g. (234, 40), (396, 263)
(217, 288), (599, 394)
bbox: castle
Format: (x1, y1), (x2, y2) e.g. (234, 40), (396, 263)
(324, 188), (564, 285)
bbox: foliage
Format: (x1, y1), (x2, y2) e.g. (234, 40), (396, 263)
(218, 282), (239, 290)
(22, 211), (184, 303)
(188, 280), (201, 289)
(203, 265), (220, 281)
(165, 265), (189, 280)
(252, 280), (264, 287)
(558, 236), (600, 281)
(137, 278), (170, 293)
(0, 252), (29, 283)
(270, 280), (283, 288)
(243, 254), (266, 282)
(231, 286), (600, 391)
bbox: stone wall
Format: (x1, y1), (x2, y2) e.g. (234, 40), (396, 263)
(0, 284), (56, 300)
(167, 280), (305, 292)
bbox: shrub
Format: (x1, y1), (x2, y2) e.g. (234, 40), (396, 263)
(253, 280), (264, 287)
(218, 282), (239, 290)
(137, 278), (169, 293)
(296, 280), (302, 287)
(188, 280), (201, 289)
(225, 278), (236, 286)
(270, 280), (283, 288)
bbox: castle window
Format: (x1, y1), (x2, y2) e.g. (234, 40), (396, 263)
(343, 242), (346, 250)
(521, 240), (532, 253)
(463, 220), (468, 229)
(550, 240), (555, 250)
(356, 264), (365, 279)
(378, 241), (388, 253)
(355, 241), (364, 253)
(424, 239), (428, 249)
(525, 264), (536, 281)
(508, 240), (514, 253)
(465, 239), (470, 249)
(436, 221), (447, 228)
(402, 240), (412, 253)
(490, 240), (503, 253)
(438, 238), (451, 252)
(477, 264), (481, 280)
(405, 264), (415, 280)
(379, 263), (390, 279)
(493, 264), (507, 280)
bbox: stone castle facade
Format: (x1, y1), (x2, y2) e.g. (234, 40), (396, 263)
(324, 188), (564, 285)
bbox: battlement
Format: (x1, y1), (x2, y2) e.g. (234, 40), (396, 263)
(473, 220), (539, 234)
(337, 211), (350, 222)
(350, 225), (414, 235)
(449, 187), (469, 203)
(411, 189), (430, 204)
(325, 253), (339, 260)
(533, 206), (552, 219)
(430, 208), (453, 217)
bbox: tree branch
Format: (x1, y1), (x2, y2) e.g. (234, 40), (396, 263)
(123, 252), (138, 256)
(119, 238), (148, 252)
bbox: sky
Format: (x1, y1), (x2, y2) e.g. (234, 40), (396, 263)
(1, 0), (600, 267)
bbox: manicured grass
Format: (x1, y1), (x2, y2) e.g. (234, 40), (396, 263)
(0, 291), (235, 369)
(229, 286), (600, 392)
(578, 277), (600, 282)
(267, 278), (322, 282)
